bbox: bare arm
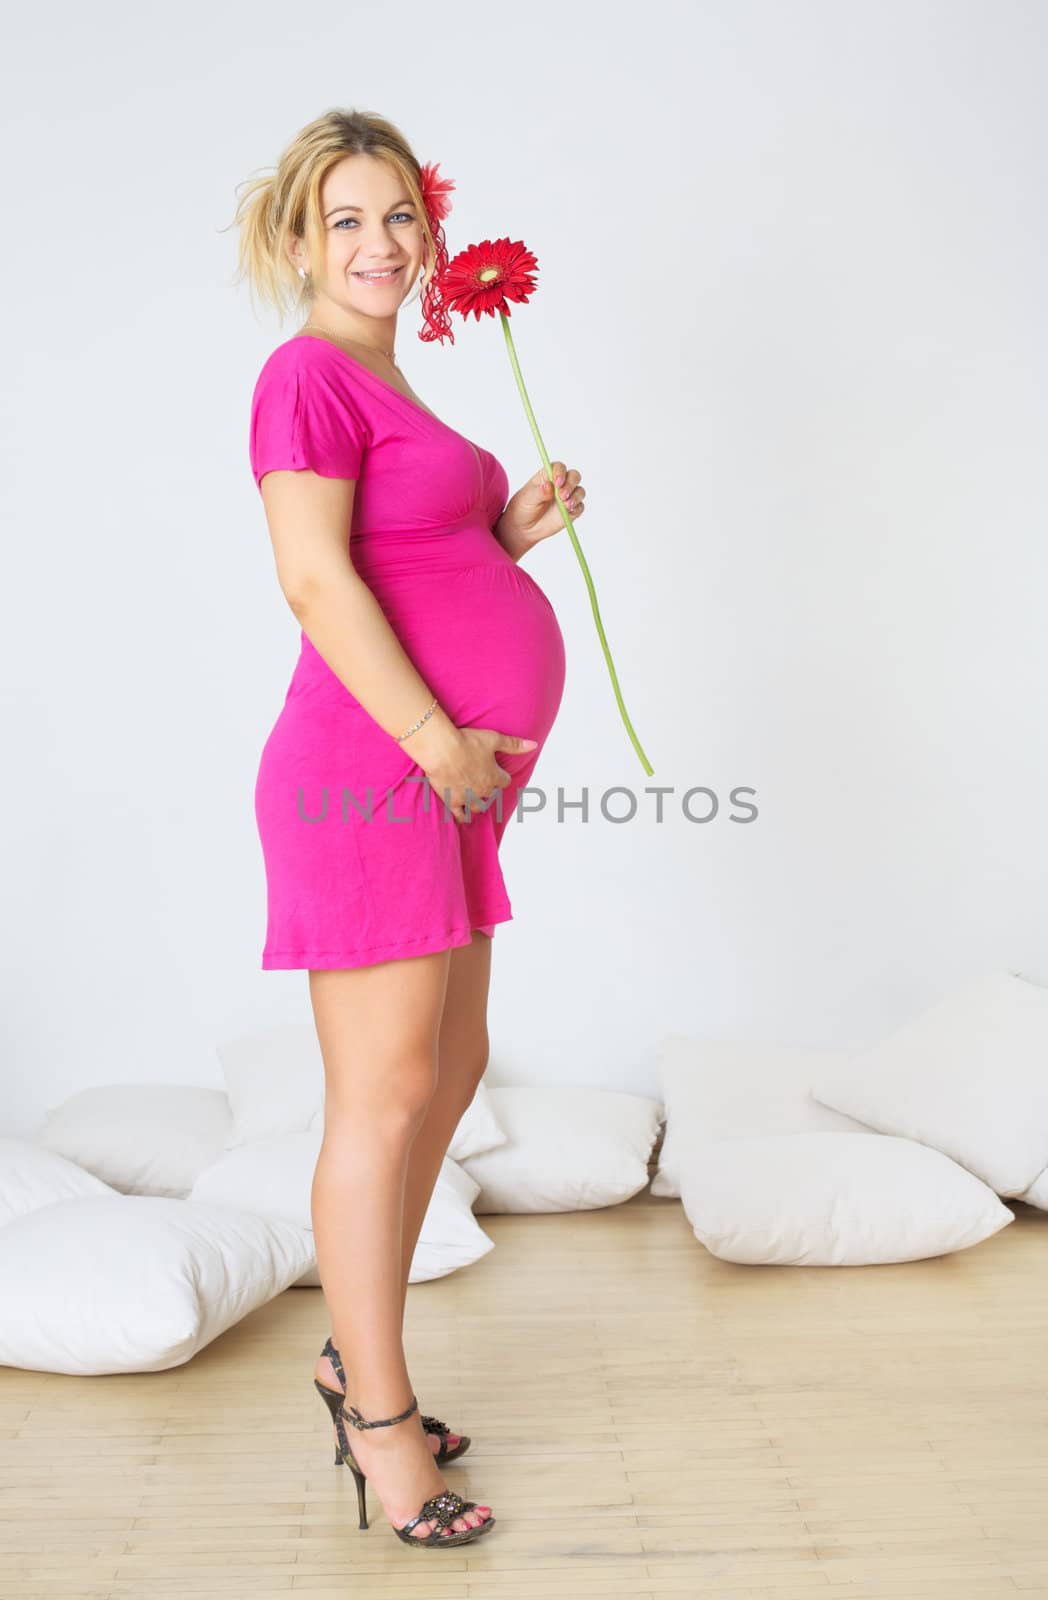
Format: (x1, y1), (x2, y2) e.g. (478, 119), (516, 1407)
(258, 469), (537, 819)
(260, 467), (459, 760)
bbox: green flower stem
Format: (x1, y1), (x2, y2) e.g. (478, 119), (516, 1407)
(498, 310), (654, 776)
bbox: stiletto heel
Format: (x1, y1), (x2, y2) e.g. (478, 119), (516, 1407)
(313, 1378), (496, 1547)
(343, 1432), (370, 1530)
(316, 1335), (471, 1464)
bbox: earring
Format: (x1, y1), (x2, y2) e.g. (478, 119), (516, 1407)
(297, 266), (309, 281)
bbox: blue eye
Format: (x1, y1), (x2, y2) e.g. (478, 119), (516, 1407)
(334, 212), (414, 229)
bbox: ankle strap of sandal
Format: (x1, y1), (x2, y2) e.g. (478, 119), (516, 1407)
(342, 1393), (419, 1431)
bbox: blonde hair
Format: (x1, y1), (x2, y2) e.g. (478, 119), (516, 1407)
(227, 108), (438, 324)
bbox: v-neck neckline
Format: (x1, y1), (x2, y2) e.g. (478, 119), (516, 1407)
(291, 332), (446, 428)
(290, 333), (487, 478)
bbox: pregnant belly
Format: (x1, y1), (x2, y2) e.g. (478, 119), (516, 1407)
(260, 561), (565, 851)
(368, 562), (567, 745)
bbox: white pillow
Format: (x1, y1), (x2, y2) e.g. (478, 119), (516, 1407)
(0, 1136), (114, 1227)
(460, 1086), (662, 1212)
(653, 1034), (871, 1197)
(36, 1085), (232, 1198)
(191, 1129), (322, 1223)
(1017, 1165), (1048, 1211)
(220, 1021), (507, 1163)
(409, 1160), (494, 1283)
(217, 1021), (323, 1147)
(679, 1132), (1014, 1265)
(444, 1080), (508, 1163)
(810, 970), (1048, 1195)
(190, 1134), (491, 1283)
(0, 1196), (315, 1374)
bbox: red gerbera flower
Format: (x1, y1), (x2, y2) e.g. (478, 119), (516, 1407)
(440, 238), (540, 322)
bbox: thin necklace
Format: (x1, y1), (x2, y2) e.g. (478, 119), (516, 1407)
(301, 321), (399, 370)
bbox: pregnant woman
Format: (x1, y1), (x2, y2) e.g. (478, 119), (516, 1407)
(231, 109), (579, 1549)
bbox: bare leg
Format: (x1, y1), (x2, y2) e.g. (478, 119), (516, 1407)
(308, 949), (492, 1539)
(400, 928), (493, 1320)
(314, 929), (493, 1458)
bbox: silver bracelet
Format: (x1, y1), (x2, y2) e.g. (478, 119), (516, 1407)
(396, 695), (439, 743)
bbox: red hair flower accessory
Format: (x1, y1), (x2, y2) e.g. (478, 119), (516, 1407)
(437, 236), (652, 775)
(419, 160), (455, 224)
(416, 161), (456, 346)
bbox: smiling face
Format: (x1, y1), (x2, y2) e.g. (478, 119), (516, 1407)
(288, 152), (426, 338)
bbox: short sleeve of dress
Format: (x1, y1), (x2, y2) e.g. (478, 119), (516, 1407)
(249, 340), (370, 489)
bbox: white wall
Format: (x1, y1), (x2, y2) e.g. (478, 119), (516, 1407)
(2, 0), (1046, 1135)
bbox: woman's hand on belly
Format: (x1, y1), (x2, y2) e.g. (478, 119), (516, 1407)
(410, 717), (539, 825)
(495, 459), (586, 558)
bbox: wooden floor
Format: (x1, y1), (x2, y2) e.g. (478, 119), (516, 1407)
(2, 1188), (1048, 1598)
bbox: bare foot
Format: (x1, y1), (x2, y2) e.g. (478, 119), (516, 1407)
(335, 1398), (492, 1540)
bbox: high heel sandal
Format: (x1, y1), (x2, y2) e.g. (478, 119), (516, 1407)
(312, 1379), (496, 1547)
(315, 1336), (471, 1464)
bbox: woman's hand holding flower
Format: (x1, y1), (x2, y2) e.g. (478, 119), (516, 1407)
(495, 460), (585, 559)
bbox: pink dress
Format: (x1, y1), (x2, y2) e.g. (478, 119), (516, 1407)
(248, 334), (567, 970)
